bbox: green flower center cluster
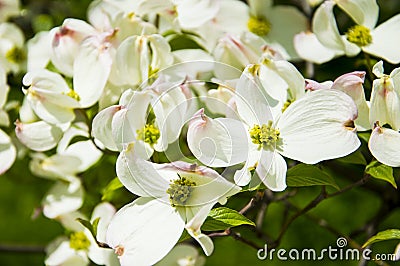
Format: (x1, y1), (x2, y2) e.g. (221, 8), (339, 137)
(249, 121), (280, 149)
(247, 16), (271, 36)
(166, 175), (197, 207)
(69, 232), (90, 251)
(346, 25), (372, 47)
(137, 124), (160, 145)
(66, 89), (80, 101)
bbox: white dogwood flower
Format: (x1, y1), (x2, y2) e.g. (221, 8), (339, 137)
(106, 145), (241, 266)
(311, 0), (400, 64)
(45, 202), (119, 266)
(92, 76), (193, 157)
(188, 65), (361, 189)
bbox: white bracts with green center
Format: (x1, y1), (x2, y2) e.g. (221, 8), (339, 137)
(106, 145), (241, 266)
(310, 0), (400, 64)
(92, 76), (193, 158)
(187, 65), (361, 191)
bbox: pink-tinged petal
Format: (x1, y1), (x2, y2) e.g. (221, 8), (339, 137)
(336, 0), (378, 29)
(15, 120), (63, 152)
(73, 35), (113, 108)
(294, 31), (339, 64)
(106, 197), (185, 266)
(187, 109), (249, 167)
(277, 89), (361, 164)
(369, 126), (400, 167)
(331, 71), (370, 131)
(364, 14), (400, 64)
(256, 151), (287, 192)
(51, 18), (97, 76)
(305, 79), (334, 91)
(369, 76), (400, 131)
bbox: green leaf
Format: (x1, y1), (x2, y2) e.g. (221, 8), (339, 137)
(286, 164), (339, 190)
(76, 218), (97, 239)
(201, 207), (255, 231)
(362, 229), (400, 248)
(169, 34), (204, 51)
(101, 177), (124, 201)
(92, 217), (100, 238)
(365, 161), (397, 188)
(336, 150), (367, 165)
(178, 230), (191, 242)
(357, 132), (370, 143)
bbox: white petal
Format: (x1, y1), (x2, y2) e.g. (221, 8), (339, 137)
(27, 31), (52, 72)
(155, 244), (203, 266)
(45, 238), (88, 266)
(372, 60), (384, 77)
(336, 0), (378, 29)
(116, 146), (169, 198)
(90, 202), (116, 243)
(187, 109), (249, 167)
(331, 71), (370, 131)
(62, 140), (102, 172)
(294, 31), (338, 64)
(92, 105), (120, 151)
(51, 18), (97, 76)
(106, 197), (185, 266)
(369, 127), (400, 167)
(364, 14), (400, 64)
(185, 204), (215, 256)
(312, 1), (345, 52)
(233, 145), (261, 186)
(369, 77), (400, 130)
(73, 36), (113, 108)
(29, 153), (82, 180)
(256, 152), (287, 192)
(176, 0), (219, 28)
(152, 84), (189, 152)
(15, 120), (63, 151)
(235, 65), (274, 126)
(267, 5), (308, 59)
(0, 129), (16, 174)
(42, 180), (84, 219)
(277, 89), (361, 164)
(264, 59), (305, 100)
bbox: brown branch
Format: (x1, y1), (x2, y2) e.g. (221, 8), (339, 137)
(0, 244), (45, 253)
(208, 229), (262, 250)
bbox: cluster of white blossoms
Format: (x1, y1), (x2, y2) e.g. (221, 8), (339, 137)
(0, 0), (400, 265)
